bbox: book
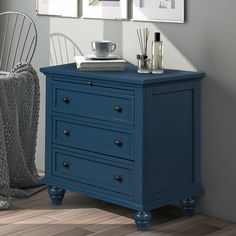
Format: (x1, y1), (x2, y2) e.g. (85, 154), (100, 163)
(74, 56), (126, 71)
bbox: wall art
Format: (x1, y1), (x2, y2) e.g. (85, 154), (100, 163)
(36, 0), (79, 17)
(132, 0), (184, 23)
(83, 0), (128, 20)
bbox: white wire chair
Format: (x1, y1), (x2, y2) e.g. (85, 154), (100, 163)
(50, 33), (83, 66)
(0, 11), (37, 74)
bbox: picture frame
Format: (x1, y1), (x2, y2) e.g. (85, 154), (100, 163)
(132, 0), (184, 23)
(82, 0), (128, 20)
(36, 0), (79, 18)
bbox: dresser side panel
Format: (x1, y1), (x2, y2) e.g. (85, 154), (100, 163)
(145, 80), (202, 206)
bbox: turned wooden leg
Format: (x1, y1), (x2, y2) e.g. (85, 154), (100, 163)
(48, 185), (66, 205)
(180, 197), (197, 216)
(134, 211), (151, 231)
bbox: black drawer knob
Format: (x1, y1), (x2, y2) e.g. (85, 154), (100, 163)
(114, 175), (122, 182)
(63, 129), (70, 136)
(114, 140), (122, 147)
(62, 161), (70, 169)
(88, 81), (93, 86)
(114, 106), (122, 112)
(63, 97), (70, 104)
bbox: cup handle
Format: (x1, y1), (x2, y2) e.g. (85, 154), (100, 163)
(111, 43), (116, 52)
(91, 42), (95, 51)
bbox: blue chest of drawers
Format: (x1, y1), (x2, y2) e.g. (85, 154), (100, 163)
(40, 63), (205, 230)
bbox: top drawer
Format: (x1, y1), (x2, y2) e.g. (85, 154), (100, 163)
(53, 82), (134, 125)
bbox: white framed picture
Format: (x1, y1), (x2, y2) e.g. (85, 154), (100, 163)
(82, 0), (128, 20)
(132, 0), (184, 23)
(36, 0), (79, 17)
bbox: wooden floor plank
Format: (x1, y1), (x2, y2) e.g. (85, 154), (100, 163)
(0, 223), (48, 236)
(146, 215), (210, 234)
(88, 224), (138, 236)
(0, 206), (22, 217)
(83, 215), (133, 233)
(127, 231), (166, 236)
(0, 189), (232, 236)
(170, 223), (220, 236)
(207, 224), (236, 236)
(206, 218), (231, 228)
(15, 215), (56, 225)
(52, 227), (92, 236)
(8, 224), (82, 236)
(0, 209), (53, 224)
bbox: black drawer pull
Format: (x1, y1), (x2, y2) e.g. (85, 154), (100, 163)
(63, 129), (70, 136)
(114, 140), (122, 147)
(114, 105), (122, 112)
(63, 97), (70, 104)
(114, 175), (122, 182)
(62, 161), (70, 169)
(88, 81), (93, 86)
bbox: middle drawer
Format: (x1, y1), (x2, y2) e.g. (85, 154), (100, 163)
(53, 118), (134, 161)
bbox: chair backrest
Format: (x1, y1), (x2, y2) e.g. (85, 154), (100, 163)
(50, 33), (83, 66)
(0, 12), (37, 72)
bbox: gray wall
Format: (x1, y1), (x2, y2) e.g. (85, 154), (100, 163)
(1, 0), (236, 223)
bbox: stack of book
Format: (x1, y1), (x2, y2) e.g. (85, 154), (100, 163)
(74, 55), (126, 71)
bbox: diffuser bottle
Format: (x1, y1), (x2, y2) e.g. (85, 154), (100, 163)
(152, 32), (163, 74)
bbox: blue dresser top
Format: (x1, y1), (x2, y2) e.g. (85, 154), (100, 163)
(40, 63), (205, 86)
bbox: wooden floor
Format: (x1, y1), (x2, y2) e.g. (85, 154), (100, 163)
(0, 189), (235, 236)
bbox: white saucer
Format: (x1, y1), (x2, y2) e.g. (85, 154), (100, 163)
(85, 54), (121, 60)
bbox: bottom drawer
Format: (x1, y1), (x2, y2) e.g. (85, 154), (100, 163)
(52, 149), (133, 196)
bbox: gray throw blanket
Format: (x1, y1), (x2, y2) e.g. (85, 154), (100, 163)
(0, 63), (43, 209)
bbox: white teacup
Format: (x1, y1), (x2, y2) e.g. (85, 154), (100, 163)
(91, 41), (116, 58)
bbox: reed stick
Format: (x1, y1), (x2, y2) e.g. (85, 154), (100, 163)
(136, 28), (149, 57)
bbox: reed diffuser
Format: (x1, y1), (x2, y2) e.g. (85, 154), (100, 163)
(136, 28), (151, 73)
